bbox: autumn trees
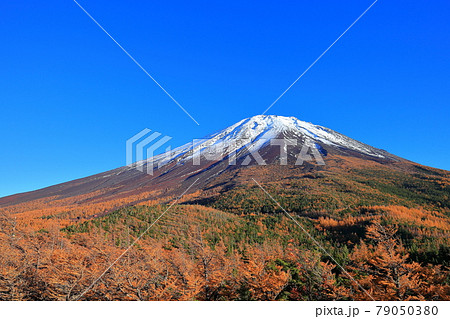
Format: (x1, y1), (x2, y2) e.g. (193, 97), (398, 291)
(348, 222), (449, 300)
(0, 201), (449, 301)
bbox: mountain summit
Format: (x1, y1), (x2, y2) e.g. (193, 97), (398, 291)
(137, 115), (396, 174)
(197, 114), (388, 158)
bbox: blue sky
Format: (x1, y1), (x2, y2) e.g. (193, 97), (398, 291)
(0, 0), (449, 197)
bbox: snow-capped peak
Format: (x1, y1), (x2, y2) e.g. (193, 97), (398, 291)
(198, 115), (386, 158)
(133, 115), (389, 171)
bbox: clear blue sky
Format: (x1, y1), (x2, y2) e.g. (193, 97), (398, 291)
(0, 0), (449, 197)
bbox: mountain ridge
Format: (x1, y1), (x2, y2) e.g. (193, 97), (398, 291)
(0, 114), (446, 218)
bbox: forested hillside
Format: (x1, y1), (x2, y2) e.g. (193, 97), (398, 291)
(1, 158), (449, 300)
(1, 202), (448, 300)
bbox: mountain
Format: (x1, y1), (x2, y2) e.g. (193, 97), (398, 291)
(0, 114), (449, 220)
(0, 115), (403, 207)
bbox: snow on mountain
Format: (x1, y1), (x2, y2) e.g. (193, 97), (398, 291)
(132, 115), (389, 171)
